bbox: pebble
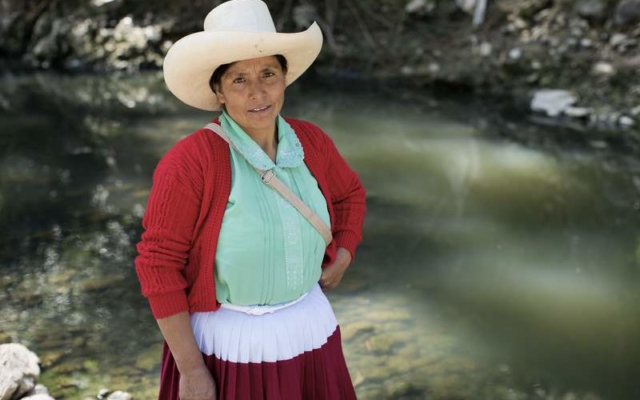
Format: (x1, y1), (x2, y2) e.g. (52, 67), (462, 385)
(619, 115), (636, 126)
(564, 107), (591, 118)
(610, 33), (628, 46)
(428, 62), (440, 74)
(21, 395), (55, 400)
(580, 38), (593, 47)
(592, 62), (615, 75)
(508, 48), (523, 60)
(106, 391), (132, 400)
(405, 0), (436, 15)
(479, 42), (492, 56)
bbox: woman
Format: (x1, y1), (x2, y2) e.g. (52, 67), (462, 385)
(134, 0), (366, 399)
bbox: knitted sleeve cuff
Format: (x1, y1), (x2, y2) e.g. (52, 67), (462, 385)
(147, 290), (189, 319)
(334, 230), (361, 262)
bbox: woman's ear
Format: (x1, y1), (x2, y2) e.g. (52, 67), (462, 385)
(216, 90), (225, 104)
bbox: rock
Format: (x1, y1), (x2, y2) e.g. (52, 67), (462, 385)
(615, 36), (639, 52)
(365, 335), (393, 354)
(342, 321), (376, 341)
(405, 0), (436, 16)
(386, 381), (426, 399)
(21, 395), (54, 400)
(134, 343), (163, 371)
(479, 42), (492, 56)
(580, 38), (593, 48)
(610, 33), (628, 47)
(630, 105), (640, 116)
(615, 0), (640, 25)
(33, 385), (49, 395)
(455, 0), (476, 14)
(564, 107), (591, 118)
(512, 0), (553, 19)
(0, 344), (40, 400)
(97, 388), (111, 399)
(620, 115), (636, 126)
(106, 391), (132, 400)
(90, 0), (124, 9)
(400, 65), (414, 76)
(574, 0), (608, 22)
(509, 47), (523, 60)
(531, 89), (578, 117)
(39, 350), (64, 368)
(592, 62), (616, 75)
(570, 25), (584, 38)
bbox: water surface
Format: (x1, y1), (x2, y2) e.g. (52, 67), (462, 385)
(1, 73), (639, 400)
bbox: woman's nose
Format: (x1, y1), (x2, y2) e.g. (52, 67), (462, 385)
(248, 80), (267, 98)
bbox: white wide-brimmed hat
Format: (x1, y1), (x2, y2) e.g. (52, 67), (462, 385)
(163, 0), (323, 111)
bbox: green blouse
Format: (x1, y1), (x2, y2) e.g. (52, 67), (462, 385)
(214, 111), (331, 306)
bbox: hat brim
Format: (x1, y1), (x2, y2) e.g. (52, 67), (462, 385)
(163, 22), (323, 111)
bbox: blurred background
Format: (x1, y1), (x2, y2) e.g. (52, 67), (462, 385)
(1, 0), (640, 399)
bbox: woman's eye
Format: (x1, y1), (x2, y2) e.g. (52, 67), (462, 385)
(263, 72), (275, 78)
(233, 77), (245, 84)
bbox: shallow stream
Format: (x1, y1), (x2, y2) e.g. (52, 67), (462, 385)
(1, 73), (639, 400)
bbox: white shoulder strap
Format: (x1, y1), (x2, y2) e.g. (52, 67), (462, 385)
(204, 123), (333, 246)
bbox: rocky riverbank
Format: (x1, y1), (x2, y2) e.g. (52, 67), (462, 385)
(0, 344), (132, 400)
(1, 0), (639, 134)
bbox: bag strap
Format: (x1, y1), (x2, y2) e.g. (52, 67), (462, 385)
(204, 123), (333, 246)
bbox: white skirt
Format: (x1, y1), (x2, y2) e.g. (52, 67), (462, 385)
(190, 283), (338, 363)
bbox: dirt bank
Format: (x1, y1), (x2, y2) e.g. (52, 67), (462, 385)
(1, 0), (639, 132)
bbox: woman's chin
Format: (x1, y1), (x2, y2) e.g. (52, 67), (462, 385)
(244, 111), (278, 126)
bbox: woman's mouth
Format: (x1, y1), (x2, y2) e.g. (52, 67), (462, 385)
(249, 105), (271, 113)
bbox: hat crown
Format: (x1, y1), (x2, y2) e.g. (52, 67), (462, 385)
(204, 0), (276, 33)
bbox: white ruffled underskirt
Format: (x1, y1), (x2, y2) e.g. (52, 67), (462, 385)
(190, 284), (338, 364)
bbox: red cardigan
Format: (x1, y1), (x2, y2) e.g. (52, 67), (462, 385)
(135, 118), (367, 319)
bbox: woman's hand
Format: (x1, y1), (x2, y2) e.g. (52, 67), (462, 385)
(179, 367), (217, 400)
(156, 312), (216, 400)
(320, 247), (352, 291)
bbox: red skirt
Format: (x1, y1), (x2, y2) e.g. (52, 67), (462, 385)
(158, 285), (357, 400)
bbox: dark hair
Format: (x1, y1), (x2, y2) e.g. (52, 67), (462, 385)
(208, 54), (288, 95)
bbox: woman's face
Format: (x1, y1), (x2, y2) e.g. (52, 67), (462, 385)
(216, 56), (286, 137)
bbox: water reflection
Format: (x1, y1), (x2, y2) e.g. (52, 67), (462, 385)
(1, 73), (639, 400)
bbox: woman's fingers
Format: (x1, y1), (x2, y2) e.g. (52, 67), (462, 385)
(320, 247), (353, 290)
(320, 262), (346, 290)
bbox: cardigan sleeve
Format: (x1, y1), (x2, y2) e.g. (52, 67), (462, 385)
(323, 133), (367, 259)
(134, 140), (204, 319)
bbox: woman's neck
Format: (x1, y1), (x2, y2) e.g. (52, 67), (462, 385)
(250, 129), (277, 162)
(246, 126), (277, 152)
(222, 111), (279, 162)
